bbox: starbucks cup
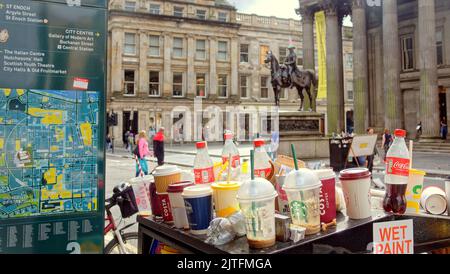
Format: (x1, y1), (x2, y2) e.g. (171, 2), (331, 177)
(314, 169), (336, 224)
(421, 186), (447, 215)
(182, 185), (213, 235)
(283, 168), (322, 235)
(405, 169), (426, 214)
(237, 177), (277, 249)
(339, 168), (372, 220)
(167, 181), (194, 229)
(153, 165), (182, 193)
(211, 181), (241, 218)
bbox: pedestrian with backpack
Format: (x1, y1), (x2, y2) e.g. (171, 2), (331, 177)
(134, 130), (150, 177)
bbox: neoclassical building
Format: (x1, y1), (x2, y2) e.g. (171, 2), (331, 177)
(298, 0), (450, 138)
(107, 0), (354, 144)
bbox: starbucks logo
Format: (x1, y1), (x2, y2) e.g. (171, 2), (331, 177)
(290, 200), (307, 219)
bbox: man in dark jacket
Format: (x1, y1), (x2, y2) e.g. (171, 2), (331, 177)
(153, 127), (165, 166)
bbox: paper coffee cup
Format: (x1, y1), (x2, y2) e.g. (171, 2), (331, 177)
(182, 185), (213, 235)
(339, 168), (372, 220)
(153, 165), (181, 193)
(211, 181), (241, 218)
(405, 169), (425, 214)
(421, 186), (447, 215)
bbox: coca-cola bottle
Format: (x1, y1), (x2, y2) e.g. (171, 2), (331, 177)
(222, 132), (240, 168)
(253, 138), (272, 178)
(193, 141), (215, 185)
(383, 129), (410, 215)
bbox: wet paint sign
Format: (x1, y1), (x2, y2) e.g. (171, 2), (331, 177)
(373, 219), (414, 254)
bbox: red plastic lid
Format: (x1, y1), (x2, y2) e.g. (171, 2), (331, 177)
(167, 181), (195, 193)
(339, 168), (371, 180)
(224, 133), (233, 139)
(394, 129), (406, 137)
(196, 141), (207, 149)
(254, 139), (265, 147)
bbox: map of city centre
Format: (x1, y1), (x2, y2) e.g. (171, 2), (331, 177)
(0, 88), (99, 218)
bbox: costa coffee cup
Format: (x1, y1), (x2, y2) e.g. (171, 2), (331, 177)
(421, 186), (447, 215)
(156, 192), (173, 223)
(314, 169), (337, 224)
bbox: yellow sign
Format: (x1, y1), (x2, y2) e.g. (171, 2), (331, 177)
(315, 11), (327, 99)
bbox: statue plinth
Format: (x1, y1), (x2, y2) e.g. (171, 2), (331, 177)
(277, 111), (329, 159)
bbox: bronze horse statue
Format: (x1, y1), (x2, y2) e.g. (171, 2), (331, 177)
(264, 50), (318, 111)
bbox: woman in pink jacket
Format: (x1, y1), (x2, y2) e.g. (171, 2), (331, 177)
(135, 130), (150, 177)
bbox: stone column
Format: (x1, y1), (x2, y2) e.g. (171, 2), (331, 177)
(187, 35), (196, 99)
(383, 0), (403, 130)
(352, 0), (369, 134)
(323, 1), (345, 134)
(230, 37), (239, 100)
(418, 0), (440, 138)
(299, 7), (315, 70)
(163, 33), (172, 97)
(114, 109), (123, 146)
(139, 31), (149, 97)
(209, 37), (217, 99)
(111, 28), (123, 94)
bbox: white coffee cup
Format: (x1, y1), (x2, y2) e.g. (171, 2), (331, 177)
(339, 168), (372, 219)
(421, 186), (447, 215)
(445, 181), (450, 216)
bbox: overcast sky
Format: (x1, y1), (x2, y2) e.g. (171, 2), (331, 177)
(233, 0), (353, 26)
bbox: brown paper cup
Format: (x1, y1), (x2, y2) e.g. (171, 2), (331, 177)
(155, 173), (181, 193)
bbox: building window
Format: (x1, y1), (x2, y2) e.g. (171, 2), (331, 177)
(173, 37), (184, 58)
(260, 76), (269, 99)
(149, 35), (160, 56)
(437, 29), (444, 66)
(218, 74), (228, 98)
(240, 75), (249, 98)
(347, 81), (354, 101)
(173, 73), (183, 97)
(218, 41), (228, 61)
(346, 53), (353, 70)
(260, 45), (270, 65)
(124, 70), (135, 95)
(124, 1), (136, 11)
(279, 47), (287, 62)
(218, 12), (228, 22)
(196, 73), (207, 97)
(240, 44), (249, 63)
(150, 4), (160, 14)
(401, 35), (414, 71)
(124, 33), (136, 55)
(149, 71), (160, 96)
(196, 10), (206, 20)
(196, 39), (206, 60)
(173, 6), (184, 17)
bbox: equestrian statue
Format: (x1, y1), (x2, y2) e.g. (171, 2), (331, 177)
(264, 43), (318, 111)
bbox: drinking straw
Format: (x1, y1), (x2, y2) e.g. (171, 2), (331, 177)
(227, 153), (232, 183)
(409, 140), (413, 169)
(250, 149), (256, 237)
(291, 144), (299, 170)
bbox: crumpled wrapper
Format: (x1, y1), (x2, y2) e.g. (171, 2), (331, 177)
(205, 212), (247, 245)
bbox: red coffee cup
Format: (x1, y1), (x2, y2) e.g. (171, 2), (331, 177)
(314, 169), (336, 224)
(149, 181), (161, 217)
(157, 192), (173, 223)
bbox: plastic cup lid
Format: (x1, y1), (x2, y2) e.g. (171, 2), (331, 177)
(182, 185), (212, 198)
(409, 169), (426, 176)
(129, 175), (154, 183)
(283, 168), (322, 191)
(153, 165), (180, 177)
(313, 169), (335, 180)
(167, 181), (195, 193)
(211, 181), (241, 191)
(237, 177), (277, 201)
(339, 168), (371, 180)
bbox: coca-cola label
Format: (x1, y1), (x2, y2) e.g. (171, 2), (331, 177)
(254, 168), (272, 178)
(222, 155), (241, 168)
(386, 157), (410, 177)
(194, 166), (215, 184)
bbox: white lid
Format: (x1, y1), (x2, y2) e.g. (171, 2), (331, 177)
(153, 165), (180, 177)
(425, 195), (447, 215)
(313, 169), (335, 180)
(237, 177), (277, 201)
(182, 185), (212, 198)
(283, 168), (322, 191)
(129, 175), (154, 184)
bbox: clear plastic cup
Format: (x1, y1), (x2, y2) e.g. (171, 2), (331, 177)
(405, 169), (426, 214)
(211, 181), (241, 218)
(283, 168), (322, 235)
(237, 177), (277, 249)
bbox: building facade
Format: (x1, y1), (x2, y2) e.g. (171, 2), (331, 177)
(107, 0), (354, 145)
(298, 0), (450, 138)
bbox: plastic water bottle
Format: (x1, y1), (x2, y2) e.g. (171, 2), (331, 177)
(253, 139), (272, 178)
(383, 129), (410, 215)
(193, 141), (215, 185)
(222, 133), (240, 168)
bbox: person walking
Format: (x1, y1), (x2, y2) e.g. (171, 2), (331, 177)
(106, 134), (112, 153)
(128, 131), (135, 154)
(135, 131), (150, 177)
(153, 127), (165, 166)
(124, 130), (130, 150)
(381, 128), (393, 161)
(441, 117), (448, 140)
(366, 128), (376, 173)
